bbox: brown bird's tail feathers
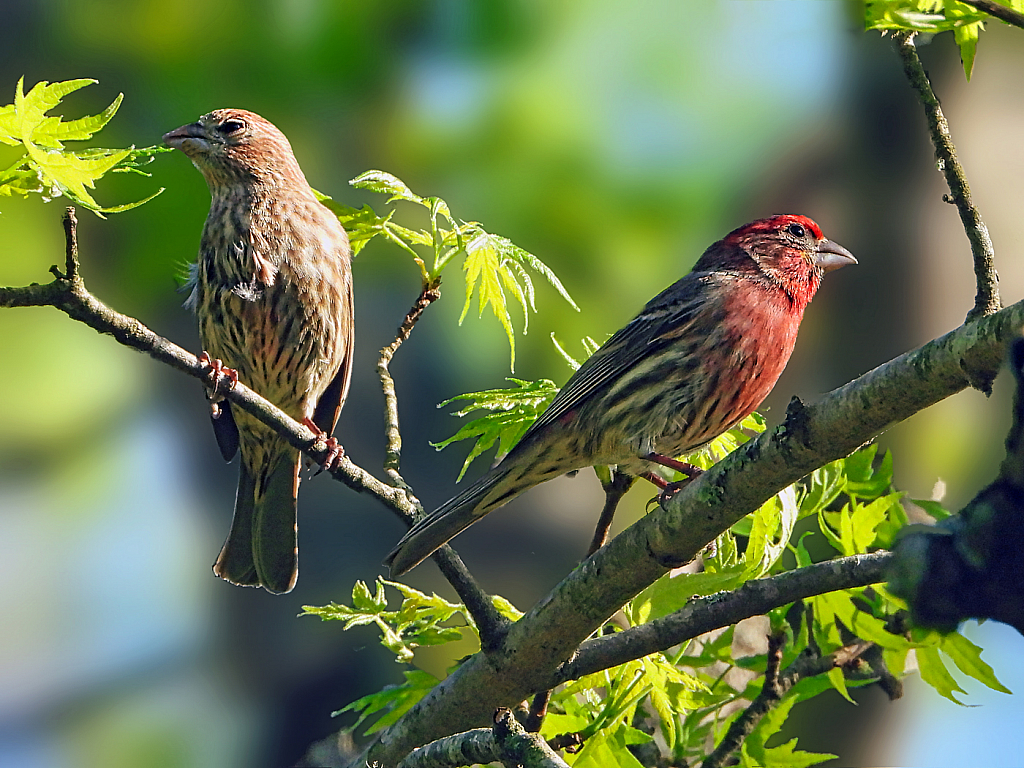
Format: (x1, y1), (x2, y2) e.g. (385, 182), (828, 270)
(384, 464), (524, 576)
(214, 448), (300, 594)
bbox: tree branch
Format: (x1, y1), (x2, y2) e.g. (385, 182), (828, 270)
(890, 334), (1024, 635)
(378, 279), (442, 495)
(896, 31), (1000, 322)
(356, 296), (1024, 766)
(700, 639), (874, 768)
(554, 552), (891, 684)
(397, 708), (569, 768)
(958, 0), (1024, 30)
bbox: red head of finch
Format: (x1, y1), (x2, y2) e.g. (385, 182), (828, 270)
(165, 109), (354, 594)
(385, 214), (855, 575)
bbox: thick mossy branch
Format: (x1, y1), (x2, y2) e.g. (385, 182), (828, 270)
(896, 31), (1000, 322)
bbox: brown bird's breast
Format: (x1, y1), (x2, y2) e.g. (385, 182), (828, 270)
(195, 191), (352, 423)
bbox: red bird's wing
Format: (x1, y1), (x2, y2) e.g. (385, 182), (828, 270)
(524, 272), (715, 439)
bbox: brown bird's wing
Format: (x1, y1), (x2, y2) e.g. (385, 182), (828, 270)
(523, 272), (714, 438)
(211, 400), (240, 461)
(310, 302), (355, 436)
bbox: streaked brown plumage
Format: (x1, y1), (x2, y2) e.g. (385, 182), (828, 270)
(385, 215), (854, 576)
(165, 109), (353, 594)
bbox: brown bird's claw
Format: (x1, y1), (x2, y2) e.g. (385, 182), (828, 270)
(199, 352), (238, 404)
(302, 417), (344, 475)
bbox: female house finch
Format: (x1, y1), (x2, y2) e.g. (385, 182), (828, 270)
(386, 215), (854, 575)
(165, 109), (354, 594)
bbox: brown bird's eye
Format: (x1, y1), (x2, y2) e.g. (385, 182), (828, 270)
(216, 119), (245, 135)
(786, 222), (806, 238)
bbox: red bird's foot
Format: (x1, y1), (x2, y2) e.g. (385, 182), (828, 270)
(640, 453), (704, 510)
(645, 453), (704, 479)
(302, 417), (345, 474)
(199, 352), (238, 400)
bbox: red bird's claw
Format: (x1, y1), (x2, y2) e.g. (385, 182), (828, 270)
(648, 479), (692, 511)
(199, 352), (238, 397)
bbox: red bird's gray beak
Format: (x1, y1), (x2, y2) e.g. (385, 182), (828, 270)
(814, 239), (857, 273)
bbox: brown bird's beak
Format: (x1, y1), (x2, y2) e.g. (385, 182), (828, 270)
(813, 239), (857, 273)
(163, 122), (210, 154)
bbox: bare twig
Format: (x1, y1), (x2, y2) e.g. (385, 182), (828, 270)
(378, 279), (442, 493)
(372, 277), (507, 642)
(896, 31), (1000, 323)
(959, 0), (1024, 29)
(700, 640), (874, 768)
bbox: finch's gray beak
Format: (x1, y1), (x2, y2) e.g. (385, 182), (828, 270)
(163, 123), (210, 155)
(814, 239), (857, 273)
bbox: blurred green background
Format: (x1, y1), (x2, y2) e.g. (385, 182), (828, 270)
(2, 2), (1023, 766)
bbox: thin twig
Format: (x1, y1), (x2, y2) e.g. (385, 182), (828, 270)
(373, 278), (507, 641)
(959, 0), (1024, 29)
(378, 279), (442, 493)
(896, 31), (1000, 323)
(700, 640), (874, 768)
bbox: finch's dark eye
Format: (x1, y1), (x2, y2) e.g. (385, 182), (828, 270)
(786, 222), (806, 238)
(216, 119), (245, 135)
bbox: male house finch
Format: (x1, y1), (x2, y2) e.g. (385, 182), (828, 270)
(386, 215), (854, 575)
(165, 109), (354, 594)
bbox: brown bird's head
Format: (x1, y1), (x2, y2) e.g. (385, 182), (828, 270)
(163, 108), (308, 191)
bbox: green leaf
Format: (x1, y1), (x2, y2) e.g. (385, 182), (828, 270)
(911, 497), (952, 520)
(572, 725), (648, 768)
(350, 169), (425, 205)
(817, 591), (910, 652)
(743, 738), (837, 768)
(551, 333), (601, 372)
(827, 666), (857, 705)
(314, 190), (393, 256)
(917, 644), (969, 705)
(432, 378), (559, 480)
(631, 565), (748, 624)
(336, 669), (438, 735)
(458, 226), (578, 371)
(742, 485), (798, 578)
(0, 78), (160, 213)
(941, 632), (1012, 694)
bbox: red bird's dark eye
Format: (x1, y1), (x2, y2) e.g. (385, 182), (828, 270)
(216, 119), (245, 135)
(786, 222), (806, 238)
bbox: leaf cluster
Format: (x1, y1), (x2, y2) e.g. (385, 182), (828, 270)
(0, 77), (166, 215)
(317, 171), (578, 371)
(864, 0), (1024, 78)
